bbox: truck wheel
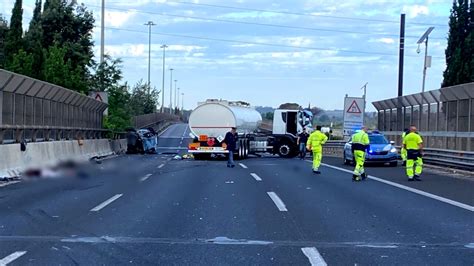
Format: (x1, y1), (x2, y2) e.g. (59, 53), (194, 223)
(237, 140), (244, 160)
(278, 143), (292, 158)
(244, 139), (249, 158)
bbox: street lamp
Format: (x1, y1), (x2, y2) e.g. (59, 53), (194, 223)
(174, 80), (178, 110)
(169, 68), (174, 114)
(417, 27), (435, 93)
(100, 0), (105, 64)
(144, 21), (156, 94)
(160, 44), (168, 113)
(177, 87), (180, 113)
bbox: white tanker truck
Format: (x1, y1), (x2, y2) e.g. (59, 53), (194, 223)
(187, 99), (313, 159)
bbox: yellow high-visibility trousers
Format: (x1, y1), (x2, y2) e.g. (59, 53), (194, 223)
(312, 151), (322, 170)
(353, 150), (366, 176)
(401, 147), (407, 162)
(406, 157), (423, 177)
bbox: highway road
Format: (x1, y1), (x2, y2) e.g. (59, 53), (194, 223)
(0, 124), (472, 265)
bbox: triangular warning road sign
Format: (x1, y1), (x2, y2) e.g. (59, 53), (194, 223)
(94, 93), (103, 102)
(347, 100), (362, 114)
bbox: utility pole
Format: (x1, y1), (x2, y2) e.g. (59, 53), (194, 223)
(417, 27), (434, 93)
(169, 68), (174, 114)
(177, 87), (180, 113)
(100, 0), (105, 64)
(174, 80), (178, 111)
(361, 82), (368, 125)
(144, 21), (156, 94)
(160, 44), (168, 113)
(397, 14), (406, 131)
(181, 92), (184, 111)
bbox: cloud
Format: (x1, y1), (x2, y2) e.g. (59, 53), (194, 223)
(105, 10), (137, 27)
(373, 38), (395, 44)
(402, 5), (429, 18)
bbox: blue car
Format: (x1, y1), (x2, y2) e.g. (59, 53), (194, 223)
(343, 132), (398, 166)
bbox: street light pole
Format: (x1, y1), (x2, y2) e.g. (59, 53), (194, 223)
(144, 21), (156, 94)
(417, 27), (434, 93)
(169, 68), (174, 114)
(174, 80), (178, 110)
(100, 0), (105, 64)
(160, 44), (168, 113)
(177, 87), (180, 112)
(181, 92), (184, 111)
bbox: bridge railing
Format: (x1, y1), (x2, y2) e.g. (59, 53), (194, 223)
(0, 69), (107, 144)
(323, 140), (473, 171)
(132, 112), (180, 129)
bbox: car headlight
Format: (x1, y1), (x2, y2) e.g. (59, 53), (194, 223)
(390, 147), (397, 153)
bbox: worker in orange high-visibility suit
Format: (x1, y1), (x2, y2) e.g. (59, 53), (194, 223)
(306, 125), (328, 174)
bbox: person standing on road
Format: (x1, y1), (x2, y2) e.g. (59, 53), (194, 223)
(224, 127), (238, 168)
(401, 128), (409, 166)
(404, 125), (423, 181)
(306, 125), (328, 174)
(297, 127), (309, 159)
(351, 126), (370, 181)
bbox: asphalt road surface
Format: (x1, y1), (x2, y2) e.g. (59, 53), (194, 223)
(0, 124), (472, 265)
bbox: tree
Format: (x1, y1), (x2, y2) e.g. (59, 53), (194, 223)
(0, 15), (8, 68)
(4, 0), (23, 68)
(90, 55), (123, 92)
(264, 112), (274, 120)
(309, 106), (323, 116)
(42, 44), (87, 93)
(24, 0), (44, 79)
(443, 0), (473, 87)
(319, 114), (330, 123)
(41, 0), (95, 93)
(7, 49), (33, 76)
(129, 81), (159, 115)
(105, 84), (132, 133)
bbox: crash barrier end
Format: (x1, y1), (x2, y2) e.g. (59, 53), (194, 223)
(0, 139), (126, 178)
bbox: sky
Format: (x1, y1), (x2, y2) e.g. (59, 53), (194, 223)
(0, 0), (452, 111)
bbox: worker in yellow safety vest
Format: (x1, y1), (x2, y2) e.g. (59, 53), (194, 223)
(351, 126), (370, 181)
(401, 128), (409, 166)
(403, 125), (423, 181)
(306, 125), (328, 174)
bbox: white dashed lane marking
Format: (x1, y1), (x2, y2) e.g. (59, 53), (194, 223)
(250, 173), (262, 181)
(267, 192), (288, 212)
(90, 194), (123, 212)
(301, 247), (327, 266)
(0, 251), (27, 265)
(239, 163), (248, 169)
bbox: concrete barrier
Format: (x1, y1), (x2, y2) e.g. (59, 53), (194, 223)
(0, 139), (126, 178)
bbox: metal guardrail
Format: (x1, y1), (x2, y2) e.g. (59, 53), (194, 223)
(324, 141), (474, 171)
(0, 125), (108, 144)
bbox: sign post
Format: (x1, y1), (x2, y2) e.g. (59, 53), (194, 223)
(343, 96), (365, 137)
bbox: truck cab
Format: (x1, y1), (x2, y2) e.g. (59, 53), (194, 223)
(270, 109), (313, 157)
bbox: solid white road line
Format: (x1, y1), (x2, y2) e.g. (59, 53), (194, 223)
(158, 164), (165, 169)
(301, 247), (327, 266)
(0, 181), (20, 188)
(250, 173), (262, 181)
(319, 162), (474, 212)
(90, 194), (123, 212)
(140, 174), (152, 182)
(0, 251), (27, 265)
(267, 192), (288, 212)
(239, 163), (248, 169)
